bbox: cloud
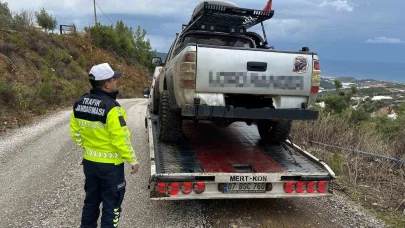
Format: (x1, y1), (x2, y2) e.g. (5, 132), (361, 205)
(260, 19), (305, 39)
(146, 35), (175, 52)
(366, 36), (403, 44)
(4, 0), (199, 17)
(318, 0), (354, 12)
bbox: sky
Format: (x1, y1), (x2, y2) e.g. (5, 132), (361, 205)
(4, 0), (405, 80)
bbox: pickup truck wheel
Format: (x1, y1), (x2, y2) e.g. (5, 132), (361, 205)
(152, 87), (159, 114)
(157, 90), (183, 142)
(257, 120), (292, 143)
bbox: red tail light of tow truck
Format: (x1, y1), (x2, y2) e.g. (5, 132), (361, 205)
(168, 182), (180, 195)
(193, 182), (205, 194)
(306, 181), (316, 193)
(284, 181), (329, 193)
(181, 182), (193, 194)
(155, 183), (167, 194)
(317, 181), (327, 193)
(295, 182), (305, 193)
(284, 182), (295, 193)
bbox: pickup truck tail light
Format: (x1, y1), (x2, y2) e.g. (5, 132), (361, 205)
(311, 60), (321, 94)
(179, 51), (196, 89)
(308, 59), (321, 107)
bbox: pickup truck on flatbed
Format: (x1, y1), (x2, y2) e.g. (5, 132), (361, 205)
(143, 1), (333, 200)
(148, 1), (321, 143)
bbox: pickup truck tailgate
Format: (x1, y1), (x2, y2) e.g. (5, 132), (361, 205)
(195, 45), (313, 96)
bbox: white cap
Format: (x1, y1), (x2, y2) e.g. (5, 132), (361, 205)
(89, 63), (122, 81)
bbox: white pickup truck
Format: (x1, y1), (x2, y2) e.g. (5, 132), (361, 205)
(145, 1), (321, 142)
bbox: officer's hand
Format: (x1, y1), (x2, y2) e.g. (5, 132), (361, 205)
(131, 163), (140, 174)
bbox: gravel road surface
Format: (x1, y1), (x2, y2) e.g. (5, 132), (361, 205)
(0, 99), (387, 228)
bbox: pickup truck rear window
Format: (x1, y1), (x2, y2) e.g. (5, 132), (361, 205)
(183, 34), (253, 48)
(173, 34), (254, 56)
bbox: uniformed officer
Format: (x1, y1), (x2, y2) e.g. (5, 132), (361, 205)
(70, 63), (140, 228)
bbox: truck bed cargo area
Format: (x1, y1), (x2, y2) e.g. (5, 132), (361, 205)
(150, 114), (329, 176)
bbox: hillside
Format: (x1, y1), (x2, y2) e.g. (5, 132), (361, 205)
(0, 29), (151, 132)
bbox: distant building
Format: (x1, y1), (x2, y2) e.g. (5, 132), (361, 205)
(371, 96), (393, 101)
(342, 82), (356, 89)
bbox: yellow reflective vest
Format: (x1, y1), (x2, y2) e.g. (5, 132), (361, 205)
(70, 88), (137, 165)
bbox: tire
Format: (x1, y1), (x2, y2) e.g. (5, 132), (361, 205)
(257, 120), (292, 143)
(152, 86), (159, 114)
(157, 90), (183, 142)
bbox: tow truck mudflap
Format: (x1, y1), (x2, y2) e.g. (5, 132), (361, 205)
(181, 105), (319, 120)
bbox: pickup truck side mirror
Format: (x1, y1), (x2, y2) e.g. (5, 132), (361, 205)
(151, 57), (163, 66)
(143, 87), (150, 98)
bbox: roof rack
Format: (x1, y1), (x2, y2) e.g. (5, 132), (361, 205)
(180, 2), (274, 36)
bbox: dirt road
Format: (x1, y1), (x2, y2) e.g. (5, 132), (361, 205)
(0, 99), (386, 228)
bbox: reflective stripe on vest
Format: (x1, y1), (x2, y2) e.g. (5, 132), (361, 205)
(85, 148), (119, 159)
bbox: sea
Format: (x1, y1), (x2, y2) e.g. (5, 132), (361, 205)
(320, 59), (405, 83)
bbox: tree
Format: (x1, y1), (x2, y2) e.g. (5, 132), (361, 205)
(350, 85), (357, 95)
(334, 79), (342, 91)
(11, 9), (35, 31)
(85, 21), (156, 71)
(0, 2), (12, 29)
(35, 8), (57, 33)
(133, 25), (155, 70)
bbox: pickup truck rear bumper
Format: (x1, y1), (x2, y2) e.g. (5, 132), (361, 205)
(181, 105), (319, 120)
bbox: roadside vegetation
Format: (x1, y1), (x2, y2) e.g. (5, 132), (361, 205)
(0, 2), (154, 131)
(292, 80), (405, 227)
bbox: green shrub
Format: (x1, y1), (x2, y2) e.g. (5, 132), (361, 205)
(64, 61), (85, 80)
(329, 151), (343, 175)
(58, 50), (71, 64)
(28, 32), (50, 56)
(40, 66), (56, 82)
(67, 46), (80, 60)
(371, 116), (404, 140)
(0, 81), (7, 93)
(77, 55), (87, 68)
(5, 33), (29, 55)
(27, 52), (45, 69)
(54, 78), (77, 101)
(346, 108), (370, 125)
(12, 82), (33, 110)
(324, 94), (350, 114)
(44, 49), (57, 67)
(39, 82), (52, 101)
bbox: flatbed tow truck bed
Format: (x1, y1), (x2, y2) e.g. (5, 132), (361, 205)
(146, 112), (335, 200)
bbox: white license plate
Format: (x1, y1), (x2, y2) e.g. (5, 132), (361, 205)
(224, 183), (266, 193)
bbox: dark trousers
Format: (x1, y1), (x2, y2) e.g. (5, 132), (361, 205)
(81, 159), (126, 228)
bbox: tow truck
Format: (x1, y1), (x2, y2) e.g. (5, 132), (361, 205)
(143, 1), (335, 200)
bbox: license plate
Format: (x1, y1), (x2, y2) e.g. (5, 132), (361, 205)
(223, 183), (266, 193)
